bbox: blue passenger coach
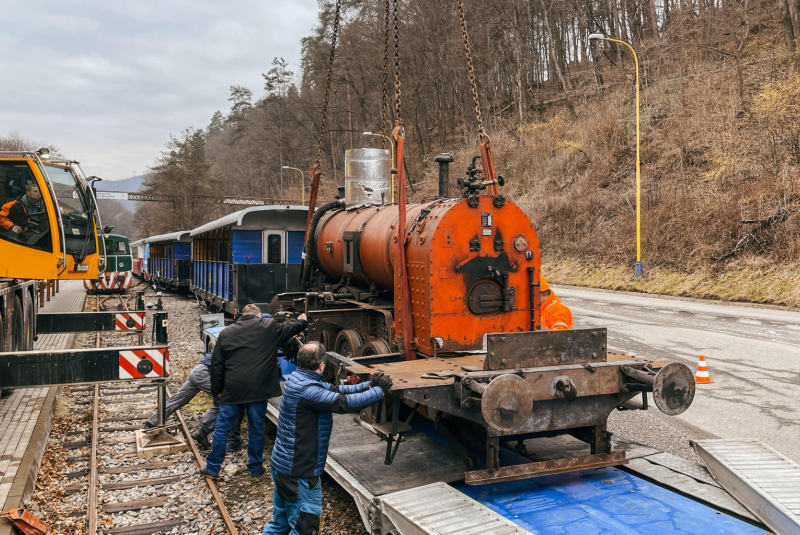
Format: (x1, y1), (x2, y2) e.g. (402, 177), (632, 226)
(190, 205), (307, 315)
(146, 231), (192, 291)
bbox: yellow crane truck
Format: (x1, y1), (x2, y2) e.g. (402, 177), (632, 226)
(0, 149), (105, 350)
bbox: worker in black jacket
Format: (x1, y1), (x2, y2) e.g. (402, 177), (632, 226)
(202, 304), (307, 479)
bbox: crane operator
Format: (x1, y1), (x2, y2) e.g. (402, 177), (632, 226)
(0, 184), (44, 237)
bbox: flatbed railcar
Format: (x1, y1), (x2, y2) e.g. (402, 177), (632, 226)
(190, 205), (307, 315)
(84, 233), (133, 293)
(146, 231), (192, 292)
(131, 238), (149, 281)
(200, 322), (770, 535)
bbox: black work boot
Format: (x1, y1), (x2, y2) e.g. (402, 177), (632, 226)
(191, 429), (211, 449)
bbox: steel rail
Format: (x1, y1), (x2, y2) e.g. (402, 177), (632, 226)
(87, 384), (100, 534)
(169, 386), (239, 535)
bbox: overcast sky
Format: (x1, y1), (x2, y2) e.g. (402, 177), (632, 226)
(1, 0), (318, 180)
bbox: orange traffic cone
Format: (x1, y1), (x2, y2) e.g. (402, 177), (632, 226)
(695, 355), (713, 384)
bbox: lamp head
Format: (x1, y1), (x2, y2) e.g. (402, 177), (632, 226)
(282, 166), (290, 169)
(588, 33), (605, 41)
(362, 131), (373, 136)
(36, 148), (51, 159)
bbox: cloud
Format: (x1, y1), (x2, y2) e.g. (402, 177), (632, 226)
(0, 0), (317, 179)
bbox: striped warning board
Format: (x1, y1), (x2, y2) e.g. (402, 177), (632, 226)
(115, 312), (145, 331)
(119, 349), (169, 379)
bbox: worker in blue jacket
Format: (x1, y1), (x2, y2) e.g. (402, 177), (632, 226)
(263, 341), (393, 535)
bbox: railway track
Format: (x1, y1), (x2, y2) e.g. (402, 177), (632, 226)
(59, 381), (237, 534)
(27, 285), (367, 535)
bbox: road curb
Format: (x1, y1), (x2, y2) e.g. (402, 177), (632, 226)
(553, 283), (800, 313)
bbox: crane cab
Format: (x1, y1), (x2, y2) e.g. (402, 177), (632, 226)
(0, 151), (102, 279)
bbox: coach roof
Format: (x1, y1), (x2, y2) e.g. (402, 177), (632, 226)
(145, 231), (192, 243)
(189, 205), (308, 236)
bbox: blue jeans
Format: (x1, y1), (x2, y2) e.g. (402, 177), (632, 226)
(262, 467), (323, 535)
(205, 401), (267, 476)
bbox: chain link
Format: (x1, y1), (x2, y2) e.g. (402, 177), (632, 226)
(454, 0), (485, 140)
(381, 0), (390, 148)
(392, 0), (402, 128)
(314, 0), (343, 168)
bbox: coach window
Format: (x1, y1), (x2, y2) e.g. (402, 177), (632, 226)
(267, 234), (282, 264)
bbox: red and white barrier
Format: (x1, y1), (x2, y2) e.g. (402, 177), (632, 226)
(119, 349), (169, 379)
(115, 312), (146, 331)
(84, 271), (133, 291)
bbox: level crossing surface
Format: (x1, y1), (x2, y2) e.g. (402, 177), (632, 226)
(0, 280), (84, 534)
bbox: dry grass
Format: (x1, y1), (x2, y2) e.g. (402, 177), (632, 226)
(544, 257), (800, 308)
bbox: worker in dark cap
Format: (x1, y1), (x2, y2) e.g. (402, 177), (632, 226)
(262, 341), (392, 535)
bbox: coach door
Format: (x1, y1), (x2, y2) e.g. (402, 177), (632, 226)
(264, 231), (286, 294)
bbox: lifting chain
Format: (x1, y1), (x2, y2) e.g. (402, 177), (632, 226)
(381, 0), (391, 147)
(313, 0), (343, 170)
(454, 0), (486, 143)
(392, 0), (402, 129)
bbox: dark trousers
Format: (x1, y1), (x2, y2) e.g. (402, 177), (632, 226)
(205, 401), (267, 476)
(145, 364), (242, 445)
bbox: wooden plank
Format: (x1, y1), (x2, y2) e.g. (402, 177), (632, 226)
(64, 439), (90, 449)
(100, 435), (135, 445)
(101, 415), (148, 423)
(63, 486), (84, 496)
(66, 469), (88, 479)
(104, 462), (175, 474)
(101, 397), (154, 405)
(101, 475), (182, 490)
(102, 497), (170, 514)
(102, 519), (184, 534)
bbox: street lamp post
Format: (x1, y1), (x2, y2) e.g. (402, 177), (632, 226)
(282, 166), (305, 206)
(589, 34), (643, 279)
(363, 132), (396, 204)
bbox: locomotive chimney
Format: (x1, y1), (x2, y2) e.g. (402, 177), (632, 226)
(434, 152), (454, 198)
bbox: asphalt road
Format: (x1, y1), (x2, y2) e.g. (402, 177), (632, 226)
(555, 286), (800, 463)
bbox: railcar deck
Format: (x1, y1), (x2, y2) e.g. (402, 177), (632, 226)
(265, 396), (768, 534)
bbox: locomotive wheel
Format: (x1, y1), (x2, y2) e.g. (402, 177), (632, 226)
(334, 330), (363, 358)
(358, 339), (391, 357)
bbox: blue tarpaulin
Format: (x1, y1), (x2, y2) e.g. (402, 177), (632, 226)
(456, 468), (766, 534)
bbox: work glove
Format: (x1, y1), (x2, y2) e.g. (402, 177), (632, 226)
(297, 313), (307, 322)
(377, 374), (394, 395)
(369, 371), (385, 388)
